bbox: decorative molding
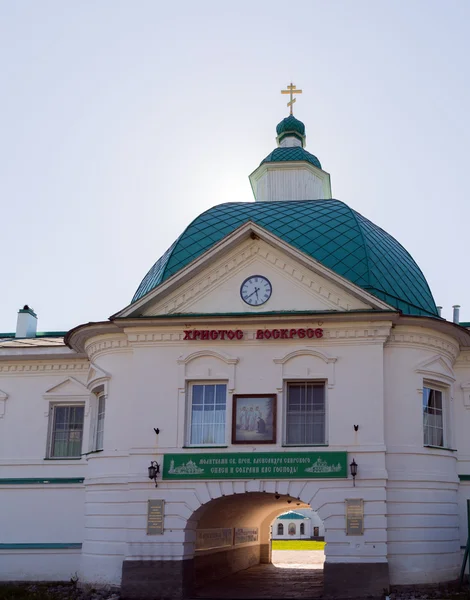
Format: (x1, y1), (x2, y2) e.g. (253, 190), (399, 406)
(0, 389), (8, 418)
(461, 382), (470, 409)
(273, 348), (337, 389)
(120, 221), (393, 318)
(274, 348), (337, 365)
(386, 331), (459, 361)
(87, 363), (110, 392)
(43, 376), (89, 397)
(0, 362), (88, 375)
(144, 238), (379, 317)
(415, 355), (456, 384)
(178, 349), (239, 366)
(84, 337), (129, 361)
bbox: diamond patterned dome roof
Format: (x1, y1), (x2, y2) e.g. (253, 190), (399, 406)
(276, 115), (306, 136)
(260, 147), (322, 169)
(132, 200), (438, 317)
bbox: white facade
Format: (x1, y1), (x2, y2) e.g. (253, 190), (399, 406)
(1, 120), (470, 599)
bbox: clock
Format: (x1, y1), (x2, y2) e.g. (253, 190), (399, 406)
(240, 275), (272, 306)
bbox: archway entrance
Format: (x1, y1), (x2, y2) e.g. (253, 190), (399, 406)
(187, 492), (324, 599)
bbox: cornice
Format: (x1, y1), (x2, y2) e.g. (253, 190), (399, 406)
(84, 335), (130, 362)
(0, 361), (89, 376)
(386, 327), (459, 361)
(124, 323), (393, 347)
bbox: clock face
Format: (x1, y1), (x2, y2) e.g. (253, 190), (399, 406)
(240, 275), (272, 306)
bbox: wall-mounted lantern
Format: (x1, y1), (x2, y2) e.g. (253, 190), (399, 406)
(349, 458), (358, 487)
(148, 461), (160, 488)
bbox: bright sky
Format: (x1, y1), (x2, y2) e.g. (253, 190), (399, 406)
(1, 0), (469, 332)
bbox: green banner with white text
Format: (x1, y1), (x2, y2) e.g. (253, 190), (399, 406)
(162, 451), (347, 480)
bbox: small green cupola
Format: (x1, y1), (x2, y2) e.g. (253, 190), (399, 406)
(276, 115), (306, 147)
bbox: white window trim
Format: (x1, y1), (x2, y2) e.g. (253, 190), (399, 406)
(46, 402), (86, 459)
(185, 381), (229, 447)
(88, 382), (108, 453)
(282, 379), (328, 447)
(422, 379), (451, 450)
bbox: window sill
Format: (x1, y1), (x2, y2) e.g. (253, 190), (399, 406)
(44, 457), (83, 461)
(423, 445), (457, 452)
(183, 446), (228, 449)
(282, 444), (329, 448)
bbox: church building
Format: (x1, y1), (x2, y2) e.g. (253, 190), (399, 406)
(1, 86), (470, 599)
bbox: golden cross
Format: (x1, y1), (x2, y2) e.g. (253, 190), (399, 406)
(281, 82), (303, 115)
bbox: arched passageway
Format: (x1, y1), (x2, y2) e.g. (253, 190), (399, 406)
(185, 492), (325, 599)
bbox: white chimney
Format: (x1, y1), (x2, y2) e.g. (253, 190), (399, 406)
(15, 305), (38, 338)
(452, 305), (460, 324)
(437, 306), (442, 317)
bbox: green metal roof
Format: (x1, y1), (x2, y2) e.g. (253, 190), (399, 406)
(278, 511), (308, 520)
(132, 199), (438, 317)
(260, 147), (321, 170)
(276, 115), (306, 137)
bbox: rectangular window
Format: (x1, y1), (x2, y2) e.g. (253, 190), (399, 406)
(96, 394), (106, 451)
(49, 405), (84, 458)
(423, 385), (444, 447)
(285, 381), (325, 445)
(189, 383), (227, 446)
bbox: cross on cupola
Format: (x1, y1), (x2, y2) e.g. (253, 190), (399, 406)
(281, 82), (302, 115)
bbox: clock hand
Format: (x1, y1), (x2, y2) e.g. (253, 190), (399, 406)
(245, 287), (260, 299)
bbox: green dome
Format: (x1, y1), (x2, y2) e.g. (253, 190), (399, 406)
(276, 115), (306, 137)
(260, 147), (321, 170)
(132, 200), (438, 318)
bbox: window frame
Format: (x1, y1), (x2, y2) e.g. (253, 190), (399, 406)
(186, 381), (228, 447)
(283, 379), (328, 447)
(277, 523), (284, 535)
(47, 402), (85, 459)
(422, 380), (449, 449)
(95, 391), (106, 451)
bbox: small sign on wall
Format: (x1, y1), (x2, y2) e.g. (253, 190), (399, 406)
(234, 527), (258, 545)
(196, 528), (233, 551)
(346, 498), (364, 535)
(147, 499), (164, 535)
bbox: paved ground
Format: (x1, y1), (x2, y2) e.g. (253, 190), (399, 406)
(194, 551), (324, 599)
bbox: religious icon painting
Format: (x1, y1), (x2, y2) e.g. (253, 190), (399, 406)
(232, 394), (276, 444)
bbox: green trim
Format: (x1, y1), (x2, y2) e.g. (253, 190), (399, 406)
(117, 309), (399, 321)
(459, 322), (470, 328)
(459, 475), (470, 481)
(0, 331), (66, 339)
(0, 543), (82, 550)
(0, 478), (84, 485)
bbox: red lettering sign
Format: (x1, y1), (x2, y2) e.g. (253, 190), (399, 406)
(183, 328), (323, 341)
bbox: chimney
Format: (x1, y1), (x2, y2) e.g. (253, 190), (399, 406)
(437, 306), (442, 317)
(452, 305), (460, 324)
(15, 305), (38, 338)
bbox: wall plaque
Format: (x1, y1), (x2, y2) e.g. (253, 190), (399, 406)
(163, 451), (347, 480)
(147, 499), (164, 535)
(346, 498), (364, 535)
(234, 527), (258, 545)
(196, 528), (233, 551)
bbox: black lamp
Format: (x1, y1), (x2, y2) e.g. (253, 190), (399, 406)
(349, 458), (358, 487)
(148, 461), (160, 487)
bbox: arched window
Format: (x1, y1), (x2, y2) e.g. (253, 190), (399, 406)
(300, 523), (305, 535)
(288, 523), (296, 536)
(277, 523), (284, 535)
